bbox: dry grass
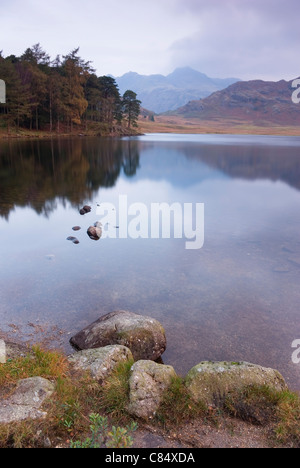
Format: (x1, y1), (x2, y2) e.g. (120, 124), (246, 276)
(138, 114), (300, 136)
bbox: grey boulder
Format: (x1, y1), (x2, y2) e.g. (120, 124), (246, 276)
(68, 345), (133, 384)
(127, 360), (177, 419)
(70, 310), (166, 361)
(0, 377), (55, 424)
(185, 361), (288, 407)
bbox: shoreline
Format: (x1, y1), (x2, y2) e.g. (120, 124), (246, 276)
(0, 125), (142, 141)
(0, 334), (299, 449)
(1, 120), (300, 140)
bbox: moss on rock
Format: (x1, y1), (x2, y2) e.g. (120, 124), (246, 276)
(185, 361), (287, 407)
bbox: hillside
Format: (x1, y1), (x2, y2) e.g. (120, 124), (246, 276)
(169, 79), (300, 126)
(115, 67), (239, 113)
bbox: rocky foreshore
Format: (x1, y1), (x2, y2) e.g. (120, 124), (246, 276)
(0, 311), (289, 427)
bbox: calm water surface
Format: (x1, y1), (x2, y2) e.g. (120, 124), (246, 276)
(1, 134), (300, 390)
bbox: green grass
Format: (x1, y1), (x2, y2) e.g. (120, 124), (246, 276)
(155, 376), (207, 426)
(99, 359), (134, 421)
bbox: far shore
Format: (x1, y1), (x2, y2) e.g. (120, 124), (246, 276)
(0, 124), (141, 141)
(1, 116), (300, 140)
(138, 115), (300, 136)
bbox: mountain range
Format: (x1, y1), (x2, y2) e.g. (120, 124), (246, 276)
(169, 79), (300, 125)
(115, 67), (240, 114)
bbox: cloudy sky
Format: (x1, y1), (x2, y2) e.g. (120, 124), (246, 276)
(1, 0), (299, 80)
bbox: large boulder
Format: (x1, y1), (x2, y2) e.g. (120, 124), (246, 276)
(68, 345), (133, 384)
(185, 361), (288, 407)
(127, 360), (177, 419)
(0, 377), (55, 424)
(70, 310), (166, 361)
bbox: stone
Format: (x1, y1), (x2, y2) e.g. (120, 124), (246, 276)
(80, 205), (92, 215)
(0, 377), (55, 424)
(68, 345), (133, 384)
(127, 360), (177, 419)
(67, 236), (79, 244)
(185, 361), (288, 407)
(87, 222), (102, 240)
(70, 310), (167, 361)
(0, 339), (6, 364)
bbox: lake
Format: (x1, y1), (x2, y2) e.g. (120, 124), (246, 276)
(1, 134), (300, 391)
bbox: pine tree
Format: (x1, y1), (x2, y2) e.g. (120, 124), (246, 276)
(122, 90), (141, 129)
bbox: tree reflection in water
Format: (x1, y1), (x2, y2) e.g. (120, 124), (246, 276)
(0, 137), (140, 219)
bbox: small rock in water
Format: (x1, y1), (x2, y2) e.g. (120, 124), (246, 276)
(67, 236), (79, 244)
(72, 226), (81, 231)
(87, 222), (102, 241)
(80, 205), (92, 215)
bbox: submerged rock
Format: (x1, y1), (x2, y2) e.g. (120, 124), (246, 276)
(45, 254), (55, 261)
(68, 345), (133, 384)
(72, 226), (81, 232)
(185, 361), (288, 407)
(67, 236), (80, 244)
(127, 360), (177, 419)
(70, 310), (167, 361)
(0, 377), (55, 424)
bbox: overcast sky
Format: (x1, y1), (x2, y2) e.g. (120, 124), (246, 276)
(1, 0), (299, 80)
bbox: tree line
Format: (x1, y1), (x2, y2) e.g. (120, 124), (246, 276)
(0, 44), (141, 133)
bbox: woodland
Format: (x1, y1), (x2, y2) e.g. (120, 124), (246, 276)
(0, 44), (141, 135)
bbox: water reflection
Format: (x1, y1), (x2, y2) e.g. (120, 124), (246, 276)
(1, 136), (300, 220)
(0, 138), (140, 219)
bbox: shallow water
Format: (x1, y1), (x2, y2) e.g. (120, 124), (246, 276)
(1, 134), (300, 391)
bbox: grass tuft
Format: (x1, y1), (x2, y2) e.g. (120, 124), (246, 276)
(0, 345), (68, 387)
(156, 376), (207, 426)
(99, 359), (134, 421)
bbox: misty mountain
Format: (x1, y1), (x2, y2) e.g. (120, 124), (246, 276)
(169, 79), (300, 126)
(115, 67), (240, 113)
